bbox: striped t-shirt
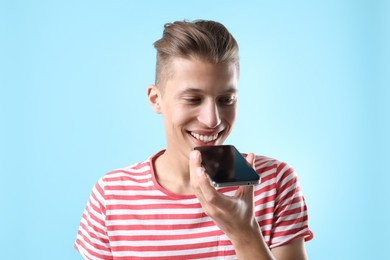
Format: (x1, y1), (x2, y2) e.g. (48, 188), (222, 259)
(74, 150), (313, 259)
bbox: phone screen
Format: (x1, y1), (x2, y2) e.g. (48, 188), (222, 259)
(194, 145), (260, 187)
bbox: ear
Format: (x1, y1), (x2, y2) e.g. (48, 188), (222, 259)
(147, 85), (162, 114)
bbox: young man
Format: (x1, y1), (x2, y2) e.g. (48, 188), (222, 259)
(75, 20), (313, 259)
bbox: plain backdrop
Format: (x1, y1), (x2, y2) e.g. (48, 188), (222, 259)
(1, 0), (389, 259)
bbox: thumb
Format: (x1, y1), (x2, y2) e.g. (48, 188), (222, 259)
(189, 150), (202, 170)
(189, 150), (204, 183)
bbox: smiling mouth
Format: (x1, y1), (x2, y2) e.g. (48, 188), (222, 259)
(189, 131), (220, 143)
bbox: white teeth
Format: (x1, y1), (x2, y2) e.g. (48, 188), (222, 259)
(191, 132), (219, 143)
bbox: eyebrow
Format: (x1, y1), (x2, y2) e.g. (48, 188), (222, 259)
(178, 87), (237, 96)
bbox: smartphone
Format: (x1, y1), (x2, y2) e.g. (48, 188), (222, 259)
(194, 145), (260, 187)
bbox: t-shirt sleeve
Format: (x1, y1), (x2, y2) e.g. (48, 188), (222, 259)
(269, 162), (313, 248)
(74, 178), (113, 259)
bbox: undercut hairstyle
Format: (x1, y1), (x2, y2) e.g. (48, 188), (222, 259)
(153, 20), (239, 90)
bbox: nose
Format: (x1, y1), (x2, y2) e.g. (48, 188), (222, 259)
(197, 100), (221, 128)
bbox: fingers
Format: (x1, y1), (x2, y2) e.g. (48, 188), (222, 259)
(189, 150), (211, 198)
(235, 184), (254, 205)
(189, 150), (202, 170)
(189, 150), (224, 214)
(246, 153), (255, 168)
(189, 150), (257, 233)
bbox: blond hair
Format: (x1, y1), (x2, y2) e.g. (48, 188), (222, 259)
(153, 20), (239, 89)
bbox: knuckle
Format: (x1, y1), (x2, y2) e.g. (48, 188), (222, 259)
(205, 207), (222, 219)
(204, 193), (219, 205)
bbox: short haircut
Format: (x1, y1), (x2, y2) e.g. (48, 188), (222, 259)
(153, 20), (239, 90)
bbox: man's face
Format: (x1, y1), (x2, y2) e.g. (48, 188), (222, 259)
(150, 57), (238, 160)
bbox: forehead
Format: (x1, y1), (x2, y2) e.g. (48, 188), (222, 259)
(164, 57), (238, 95)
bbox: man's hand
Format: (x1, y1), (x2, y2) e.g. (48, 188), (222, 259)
(189, 150), (274, 260)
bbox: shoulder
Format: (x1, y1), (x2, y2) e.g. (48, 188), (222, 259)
(97, 157), (154, 190)
(90, 150), (162, 197)
(254, 154), (293, 175)
(253, 155), (281, 172)
(100, 149), (164, 183)
(253, 155), (299, 187)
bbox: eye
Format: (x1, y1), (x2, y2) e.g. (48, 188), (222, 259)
(218, 95), (237, 106)
(183, 97), (202, 105)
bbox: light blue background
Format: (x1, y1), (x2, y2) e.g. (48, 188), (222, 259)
(1, 0), (389, 259)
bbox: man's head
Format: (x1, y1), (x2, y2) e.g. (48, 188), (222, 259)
(153, 20), (239, 91)
(148, 20), (239, 161)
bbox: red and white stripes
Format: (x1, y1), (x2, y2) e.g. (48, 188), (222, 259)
(75, 151), (313, 259)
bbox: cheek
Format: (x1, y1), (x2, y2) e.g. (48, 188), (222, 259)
(168, 106), (195, 126)
(222, 107), (237, 124)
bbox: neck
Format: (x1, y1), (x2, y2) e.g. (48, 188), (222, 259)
(154, 149), (193, 195)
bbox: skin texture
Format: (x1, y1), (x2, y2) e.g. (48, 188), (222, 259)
(147, 58), (308, 259)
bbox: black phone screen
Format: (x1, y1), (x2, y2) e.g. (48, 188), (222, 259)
(194, 145), (260, 187)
